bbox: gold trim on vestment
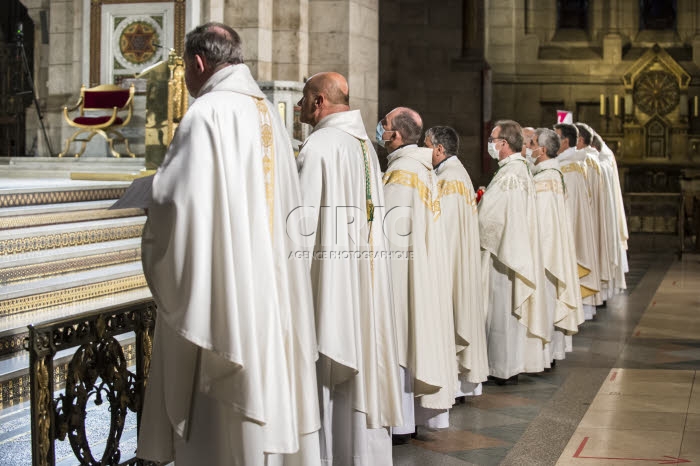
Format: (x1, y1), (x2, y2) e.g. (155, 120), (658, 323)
(560, 163), (585, 175)
(435, 179), (477, 217)
(580, 285), (598, 298)
(255, 98), (275, 237)
(535, 178), (564, 194)
(585, 157), (601, 175)
(577, 264), (591, 279)
(383, 170), (440, 216)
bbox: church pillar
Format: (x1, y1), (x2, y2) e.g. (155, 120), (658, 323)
(603, 0), (622, 64)
(308, 0), (378, 138)
(462, 0), (484, 60)
(224, 0), (273, 80)
(693, 0), (700, 67)
(272, 0), (308, 81)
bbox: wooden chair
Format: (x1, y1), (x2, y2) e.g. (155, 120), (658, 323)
(59, 84), (136, 157)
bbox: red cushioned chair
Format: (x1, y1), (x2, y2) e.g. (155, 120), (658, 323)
(58, 84), (136, 157)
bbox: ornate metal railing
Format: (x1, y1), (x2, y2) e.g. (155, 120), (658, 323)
(28, 298), (157, 466)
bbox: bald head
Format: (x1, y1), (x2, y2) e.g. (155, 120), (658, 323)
(306, 72), (350, 106)
(522, 127), (535, 156)
(297, 71), (351, 126)
(386, 107), (422, 144)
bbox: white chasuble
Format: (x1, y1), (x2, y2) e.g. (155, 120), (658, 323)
(478, 154), (548, 379)
(138, 65), (320, 466)
(434, 156), (489, 384)
(383, 145), (457, 412)
(296, 110), (403, 464)
(558, 147), (601, 314)
(599, 144), (628, 292)
(532, 159), (584, 360)
(581, 148), (612, 303)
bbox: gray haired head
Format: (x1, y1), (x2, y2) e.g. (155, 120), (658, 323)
(591, 133), (603, 151)
(535, 128), (561, 159)
(185, 22), (244, 68)
(425, 126), (459, 157)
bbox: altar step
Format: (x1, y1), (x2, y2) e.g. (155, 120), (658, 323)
(0, 156), (147, 180)
(0, 178), (151, 400)
(0, 200), (144, 230)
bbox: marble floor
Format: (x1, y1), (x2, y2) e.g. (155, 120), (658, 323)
(394, 252), (700, 466)
(0, 252), (697, 465)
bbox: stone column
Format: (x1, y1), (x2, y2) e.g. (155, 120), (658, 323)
(309, 0), (378, 137)
(462, 0), (484, 60)
(272, 0), (308, 81)
(224, 0), (273, 80)
(36, 0), (69, 156)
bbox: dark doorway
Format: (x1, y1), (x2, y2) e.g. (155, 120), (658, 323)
(0, 0), (34, 157)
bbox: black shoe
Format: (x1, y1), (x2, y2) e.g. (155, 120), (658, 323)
(392, 434), (412, 446)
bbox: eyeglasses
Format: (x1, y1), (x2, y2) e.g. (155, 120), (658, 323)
(488, 137), (505, 143)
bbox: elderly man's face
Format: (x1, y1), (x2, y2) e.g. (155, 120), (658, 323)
(297, 84), (318, 126)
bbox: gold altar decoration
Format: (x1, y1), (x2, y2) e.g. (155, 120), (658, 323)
(137, 49), (188, 168)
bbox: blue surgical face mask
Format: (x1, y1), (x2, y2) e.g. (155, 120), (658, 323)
(376, 121), (386, 148)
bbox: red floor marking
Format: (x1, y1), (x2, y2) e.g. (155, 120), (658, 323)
(610, 371), (618, 382)
(635, 330), (641, 336)
(573, 436), (690, 463)
(652, 301), (657, 306)
(573, 436), (589, 457)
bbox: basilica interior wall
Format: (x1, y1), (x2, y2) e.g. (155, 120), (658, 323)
(18, 0), (378, 155)
(378, 0), (486, 184)
(486, 0), (700, 169)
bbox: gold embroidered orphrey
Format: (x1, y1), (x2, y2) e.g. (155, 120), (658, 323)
(436, 179), (477, 217)
(383, 170), (441, 217)
(255, 98), (275, 237)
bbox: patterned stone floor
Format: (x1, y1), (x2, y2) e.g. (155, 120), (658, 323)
(1, 252), (696, 465)
(393, 252), (696, 466)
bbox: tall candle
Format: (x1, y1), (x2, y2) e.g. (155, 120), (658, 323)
(600, 94), (606, 116)
(614, 95), (620, 116)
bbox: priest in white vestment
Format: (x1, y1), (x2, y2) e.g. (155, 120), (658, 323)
(425, 126), (489, 397)
(380, 108), (457, 436)
(295, 72), (403, 465)
(575, 123), (613, 305)
(527, 128), (584, 362)
(137, 24), (320, 466)
(479, 120), (549, 380)
(592, 133), (628, 293)
(554, 123), (601, 321)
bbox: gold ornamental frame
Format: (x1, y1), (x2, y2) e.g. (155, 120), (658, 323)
(89, 0), (186, 86)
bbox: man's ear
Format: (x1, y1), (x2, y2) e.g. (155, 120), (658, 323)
(315, 94), (324, 108)
(195, 54), (206, 73)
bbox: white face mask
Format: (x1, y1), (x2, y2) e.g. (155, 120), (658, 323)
(525, 148), (535, 164)
(376, 122), (386, 148)
(488, 142), (500, 160)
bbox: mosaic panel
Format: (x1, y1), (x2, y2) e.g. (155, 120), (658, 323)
(0, 224), (144, 255)
(0, 188), (127, 208)
(0, 248), (142, 284)
(0, 208), (143, 230)
(0, 275), (148, 317)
